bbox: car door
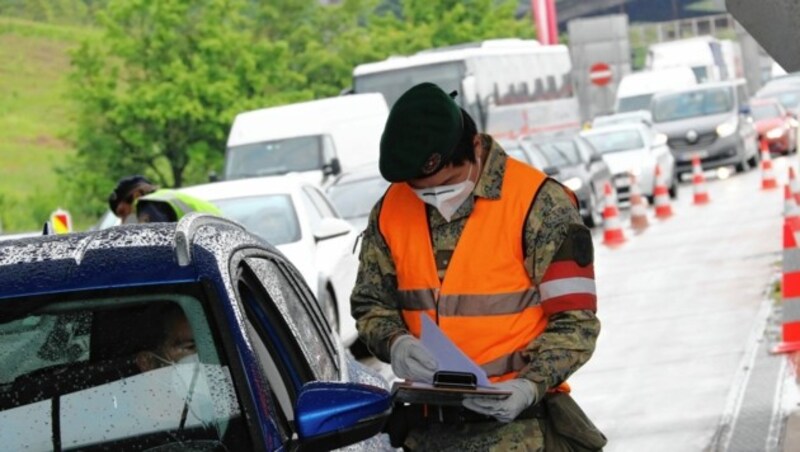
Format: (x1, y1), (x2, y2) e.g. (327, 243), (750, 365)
(299, 186), (359, 345)
(644, 128), (675, 179)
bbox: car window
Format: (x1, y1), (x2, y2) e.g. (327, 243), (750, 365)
(328, 176), (390, 221)
(300, 190), (323, 232)
(303, 186), (336, 218)
(652, 87), (734, 122)
(0, 293), (251, 451)
(232, 256), (339, 433)
(225, 135), (324, 179)
(539, 140), (580, 165)
(245, 257), (338, 382)
(752, 104), (782, 121)
(583, 130), (645, 154)
(504, 147), (531, 165)
(214, 194), (301, 246)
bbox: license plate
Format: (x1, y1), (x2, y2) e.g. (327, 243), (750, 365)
(680, 150), (707, 161)
(614, 177), (631, 187)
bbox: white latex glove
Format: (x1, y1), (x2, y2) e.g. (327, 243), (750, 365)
(389, 334), (438, 382)
(462, 379), (539, 423)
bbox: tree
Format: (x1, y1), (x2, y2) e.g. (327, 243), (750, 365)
(66, 0), (308, 220)
(266, 0), (534, 99)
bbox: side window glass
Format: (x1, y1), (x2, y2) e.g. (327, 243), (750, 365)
(300, 190), (323, 232)
(245, 257), (338, 381)
(234, 270), (299, 432)
(0, 296), (251, 451)
(322, 135), (337, 162)
(304, 186), (337, 218)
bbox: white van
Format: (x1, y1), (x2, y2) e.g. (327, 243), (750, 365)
(646, 37), (728, 83)
(614, 67), (697, 113)
(224, 93), (389, 186)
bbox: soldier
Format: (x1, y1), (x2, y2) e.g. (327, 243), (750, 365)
(351, 82), (602, 451)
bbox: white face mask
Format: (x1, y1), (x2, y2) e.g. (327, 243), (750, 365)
(412, 159), (481, 222)
(122, 213), (138, 224)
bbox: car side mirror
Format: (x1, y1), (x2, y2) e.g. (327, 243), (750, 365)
(589, 153), (604, 164)
(323, 158), (342, 177)
(295, 381), (391, 451)
(313, 217), (352, 243)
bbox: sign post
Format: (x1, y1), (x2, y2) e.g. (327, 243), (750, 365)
(589, 63), (613, 87)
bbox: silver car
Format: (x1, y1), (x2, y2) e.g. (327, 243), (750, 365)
(651, 80), (759, 176)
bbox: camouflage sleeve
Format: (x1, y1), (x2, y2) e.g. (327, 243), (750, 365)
(518, 179), (601, 392)
(350, 198), (409, 363)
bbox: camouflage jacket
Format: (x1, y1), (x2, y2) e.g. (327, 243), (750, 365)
(350, 134), (600, 393)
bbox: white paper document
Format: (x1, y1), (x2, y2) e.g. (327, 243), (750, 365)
(420, 314), (493, 388)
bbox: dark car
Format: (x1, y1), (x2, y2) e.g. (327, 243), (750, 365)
(326, 164), (390, 233)
(503, 136), (612, 227)
(0, 214), (391, 451)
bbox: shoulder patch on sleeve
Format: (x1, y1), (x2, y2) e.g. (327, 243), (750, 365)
(571, 225), (594, 268)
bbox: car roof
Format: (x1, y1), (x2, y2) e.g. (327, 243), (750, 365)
(0, 215), (274, 301)
(180, 174), (306, 201)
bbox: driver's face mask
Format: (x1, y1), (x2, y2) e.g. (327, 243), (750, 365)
(412, 159), (481, 222)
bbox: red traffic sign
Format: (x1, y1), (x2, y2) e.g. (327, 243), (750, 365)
(589, 63), (613, 87)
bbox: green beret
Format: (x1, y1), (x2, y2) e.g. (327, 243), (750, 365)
(379, 83), (463, 182)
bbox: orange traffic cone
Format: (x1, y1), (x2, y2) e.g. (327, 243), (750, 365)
(789, 167), (800, 204)
(653, 165), (673, 219)
(602, 182), (626, 246)
(773, 218), (800, 353)
(761, 139), (778, 190)
(629, 175), (649, 231)
(691, 155), (710, 205)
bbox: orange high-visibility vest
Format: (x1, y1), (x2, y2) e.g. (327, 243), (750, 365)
(380, 158), (551, 382)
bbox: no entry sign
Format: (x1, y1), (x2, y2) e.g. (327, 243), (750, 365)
(590, 63), (613, 87)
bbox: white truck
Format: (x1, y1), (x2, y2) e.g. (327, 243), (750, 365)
(352, 39), (582, 141)
(614, 67), (698, 113)
(223, 94), (389, 186)
(646, 36), (729, 83)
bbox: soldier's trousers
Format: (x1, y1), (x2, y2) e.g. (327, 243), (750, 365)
(404, 416), (545, 452)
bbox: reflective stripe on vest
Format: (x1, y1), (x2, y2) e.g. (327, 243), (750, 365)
(379, 158), (548, 382)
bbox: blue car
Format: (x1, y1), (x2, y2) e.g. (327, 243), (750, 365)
(0, 214), (392, 451)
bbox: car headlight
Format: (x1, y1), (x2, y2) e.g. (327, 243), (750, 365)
(628, 166), (642, 177)
(716, 117), (738, 138)
(563, 177), (583, 191)
(766, 127), (785, 139)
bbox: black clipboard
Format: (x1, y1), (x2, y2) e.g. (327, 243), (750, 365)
(391, 381), (512, 407)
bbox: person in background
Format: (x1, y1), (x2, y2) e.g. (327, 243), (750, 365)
(108, 175), (158, 223)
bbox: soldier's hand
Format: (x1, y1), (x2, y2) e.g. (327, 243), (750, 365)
(462, 379), (539, 423)
(389, 334), (438, 382)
